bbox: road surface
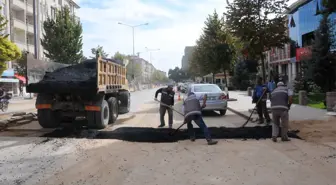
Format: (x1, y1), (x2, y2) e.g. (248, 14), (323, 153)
(0, 88), (335, 185)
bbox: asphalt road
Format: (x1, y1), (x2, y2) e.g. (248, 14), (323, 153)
(0, 88), (335, 185)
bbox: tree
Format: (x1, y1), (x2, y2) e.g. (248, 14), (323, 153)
(0, 38), (21, 75)
(189, 10), (236, 85)
(226, 0), (290, 82)
(168, 67), (188, 82)
(41, 7), (83, 64)
(113, 51), (125, 61)
(322, 0), (336, 15)
(0, 6), (8, 38)
(91, 45), (109, 58)
(14, 50), (29, 77)
(0, 6), (21, 75)
(151, 70), (169, 83)
(126, 59), (142, 81)
(311, 13), (336, 92)
(80, 56), (88, 62)
(232, 60), (251, 90)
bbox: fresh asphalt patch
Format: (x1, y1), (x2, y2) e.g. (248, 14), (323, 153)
(40, 126), (301, 143)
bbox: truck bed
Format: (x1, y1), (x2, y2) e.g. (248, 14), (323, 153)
(26, 57), (128, 95)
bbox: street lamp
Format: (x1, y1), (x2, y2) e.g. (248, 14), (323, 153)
(145, 47), (160, 63)
(117, 22), (149, 56)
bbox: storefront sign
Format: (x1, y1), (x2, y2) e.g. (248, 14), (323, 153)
(296, 47), (312, 61)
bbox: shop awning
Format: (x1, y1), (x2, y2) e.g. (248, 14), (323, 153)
(0, 78), (19, 83)
(1, 69), (14, 77)
(15, 74), (26, 83)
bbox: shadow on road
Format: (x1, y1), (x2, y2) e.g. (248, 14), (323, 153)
(40, 126), (301, 143)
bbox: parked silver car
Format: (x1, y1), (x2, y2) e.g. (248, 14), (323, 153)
(186, 83), (228, 116)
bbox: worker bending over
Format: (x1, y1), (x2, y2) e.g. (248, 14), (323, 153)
(183, 92), (218, 145)
(154, 85), (175, 128)
(253, 77), (272, 124)
(270, 81), (293, 142)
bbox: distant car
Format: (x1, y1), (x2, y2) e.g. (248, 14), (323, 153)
(186, 83), (228, 116)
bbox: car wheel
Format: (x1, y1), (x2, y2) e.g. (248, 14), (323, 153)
(219, 110), (226, 116)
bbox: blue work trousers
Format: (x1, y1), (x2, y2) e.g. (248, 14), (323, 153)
(186, 115), (211, 140)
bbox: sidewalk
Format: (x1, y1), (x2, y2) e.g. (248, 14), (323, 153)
(228, 91), (329, 121)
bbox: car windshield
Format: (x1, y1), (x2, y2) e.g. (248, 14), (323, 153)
(194, 85), (221, 92)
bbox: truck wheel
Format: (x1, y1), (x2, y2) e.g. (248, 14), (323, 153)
(118, 91), (130, 114)
(37, 109), (61, 128)
(86, 100), (110, 129)
(107, 97), (118, 124)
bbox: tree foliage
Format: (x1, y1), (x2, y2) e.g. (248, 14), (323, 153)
(0, 6), (21, 75)
(41, 7), (83, 64)
(168, 67), (189, 82)
(91, 45), (109, 58)
(0, 6), (8, 38)
(225, 0), (290, 81)
(311, 13), (336, 92)
(150, 70), (169, 83)
(322, 0), (336, 14)
(189, 10), (236, 84)
(14, 50), (29, 76)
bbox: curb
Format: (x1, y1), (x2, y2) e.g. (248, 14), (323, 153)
(0, 112), (38, 131)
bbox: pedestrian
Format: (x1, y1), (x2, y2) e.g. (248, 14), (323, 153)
(252, 77), (272, 124)
(182, 92), (218, 145)
(270, 81), (293, 142)
(154, 84), (175, 128)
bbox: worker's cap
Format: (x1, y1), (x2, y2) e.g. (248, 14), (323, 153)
(277, 82), (284, 86)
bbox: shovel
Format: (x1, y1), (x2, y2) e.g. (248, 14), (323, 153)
(154, 99), (186, 135)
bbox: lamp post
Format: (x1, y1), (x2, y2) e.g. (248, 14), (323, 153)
(117, 22), (148, 81)
(117, 22), (149, 56)
(145, 47), (160, 63)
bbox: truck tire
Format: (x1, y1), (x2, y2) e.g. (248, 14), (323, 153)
(37, 109), (61, 128)
(86, 100), (110, 129)
(118, 91), (130, 114)
(107, 97), (118, 124)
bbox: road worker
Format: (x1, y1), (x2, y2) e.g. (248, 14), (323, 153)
(182, 92), (218, 145)
(270, 81), (293, 142)
(154, 84), (175, 128)
(252, 77), (271, 124)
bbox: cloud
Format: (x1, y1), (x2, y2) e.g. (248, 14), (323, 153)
(76, 0), (296, 73)
(76, 0), (226, 73)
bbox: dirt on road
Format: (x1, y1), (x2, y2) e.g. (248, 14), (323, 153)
(290, 117), (336, 143)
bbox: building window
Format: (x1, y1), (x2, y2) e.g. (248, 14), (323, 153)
(58, 0), (62, 5)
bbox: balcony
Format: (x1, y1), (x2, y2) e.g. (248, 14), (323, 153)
(26, 3), (33, 15)
(13, 18), (26, 31)
(12, 0), (25, 11)
(27, 21), (34, 33)
(27, 44), (35, 53)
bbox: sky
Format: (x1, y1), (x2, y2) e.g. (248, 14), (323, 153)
(75, 0), (297, 73)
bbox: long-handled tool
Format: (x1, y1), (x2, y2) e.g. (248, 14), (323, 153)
(240, 89), (268, 128)
(154, 99), (186, 136)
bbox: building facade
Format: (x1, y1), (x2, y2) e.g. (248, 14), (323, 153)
(0, 0), (79, 97)
(266, 0), (336, 85)
(181, 46), (195, 71)
(8, 0), (79, 60)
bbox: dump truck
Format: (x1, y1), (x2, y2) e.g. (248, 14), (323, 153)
(25, 54), (131, 129)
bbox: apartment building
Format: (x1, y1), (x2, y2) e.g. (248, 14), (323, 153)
(8, 0), (79, 61)
(181, 46), (195, 71)
(0, 0), (79, 96)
